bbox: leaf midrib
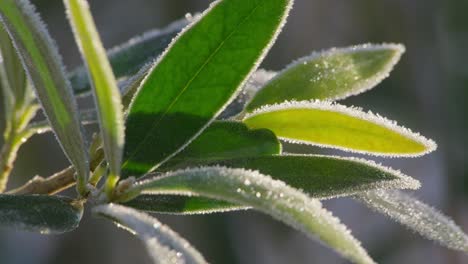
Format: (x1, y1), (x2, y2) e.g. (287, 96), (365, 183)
(123, 2), (265, 170)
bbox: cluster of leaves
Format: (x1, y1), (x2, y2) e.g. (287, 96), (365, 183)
(0, 0), (466, 263)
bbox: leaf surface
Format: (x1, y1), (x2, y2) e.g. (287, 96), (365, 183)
(122, 0), (292, 177)
(0, 194), (83, 234)
(94, 204), (208, 264)
(243, 101), (436, 156)
(64, 0), (124, 179)
(357, 190), (468, 252)
(161, 121), (281, 170)
(69, 18), (188, 95)
(121, 167), (375, 264)
(246, 44), (405, 110)
(0, 0), (89, 183)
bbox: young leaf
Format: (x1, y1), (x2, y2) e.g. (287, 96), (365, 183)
(123, 194), (246, 215)
(120, 167), (375, 264)
(0, 194), (83, 234)
(69, 18), (188, 96)
(161, 121), (281, 170)
(0, 0), (89, 190)
(245, 44), (405, 111)
(94, 204), (208, 264)
(64, 0), (125, 185)
(243, 101), (437, 157)
(357, 190), (468, 252)
(122, 0), (293, 178)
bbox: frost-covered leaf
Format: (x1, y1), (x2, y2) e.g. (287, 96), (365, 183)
(64, 0), (124, 182)
(0, 194), (83, 234)
(122, 0), (293, 177)
(94, 204), (208, 264)
(69, 18), (188, 96)
(243, 101), (437, 157)
(123, 194), (245, 215)
(245, 44), (404, 111)
(0, 0), (89, 187)
(161, 121), (281, 170)
(357, 190), (468, 252)
(119, 167), (375, 264)
(126, 154), (418, 215)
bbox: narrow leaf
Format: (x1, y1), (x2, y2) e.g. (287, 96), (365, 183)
(121, 167), (375, 264)
(69, 18), (188, 95)
(161, 121), (281, 170)
(246, 44), (405, 111)
(0, 0), (89, 186)
(122, 0), (293, 177)
(123, 194), (245, 215)
(0, 194), (83, 234)
(244, 101), (437, 157)
(94, 204), (208, 264)
(124, 154), (418, 215)
(0, 24), (27, 106)
(357, 190), (468, 252)
(64, 0), (124, 179)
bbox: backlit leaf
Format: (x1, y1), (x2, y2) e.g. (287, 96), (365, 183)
(243, 101), (437, 157)
(122, 0), (293, 177)
(246, 44), (405, 111)
(64, 0), (125, 180)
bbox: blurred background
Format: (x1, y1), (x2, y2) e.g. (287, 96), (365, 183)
(0, 0), (467, 263)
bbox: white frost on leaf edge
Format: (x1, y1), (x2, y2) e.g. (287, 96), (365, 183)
(244, 100), (437, 157)
(125, 0), (295, 173)
(94, 204), (208, 264)
(357, 190), (468, 252)
(130, 166), (376, 264)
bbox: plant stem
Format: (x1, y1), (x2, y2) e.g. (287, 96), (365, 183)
(8, 148), (104, 195)
(0, 136), (17, 192)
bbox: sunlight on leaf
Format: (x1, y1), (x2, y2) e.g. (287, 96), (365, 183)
(122, 0), (293, 177)
(120, 166), (375, 264)
(246, 44), (405, 111)
(94, 204), (208, 264)
(0, 0), (89, 188)
(357, 190), (468, 252)
(64, 0), (125, 185)
(0, 195), (83, 234)
(243, 100), (437, 157)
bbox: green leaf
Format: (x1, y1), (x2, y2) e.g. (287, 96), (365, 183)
(357, 190), (468, 252)
(161, 121), (281, 170)
(0, 0), (89, 187)
(122, 0), (292, 178)
(243, 101), (437, 157)
(69, 18), (188, 96)
(0, 24), (28, 107)
(64, 0), (124, 181)
(120, 167), (375, 264)
(245, 44), (405, 111)
(124, 154), (418, 215)
(0, 194), (83, 234)
(123, 194), (245, 215)
(94, 204), (208, 264)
